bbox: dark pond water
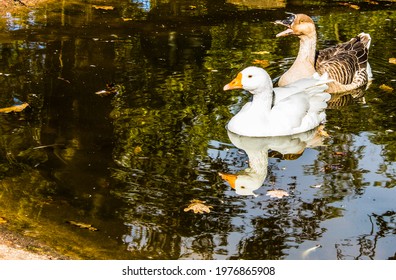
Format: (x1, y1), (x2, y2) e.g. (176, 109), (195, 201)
(0, 0), (396, 260)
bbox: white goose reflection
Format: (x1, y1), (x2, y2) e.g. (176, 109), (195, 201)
(219, 126), (327, 196)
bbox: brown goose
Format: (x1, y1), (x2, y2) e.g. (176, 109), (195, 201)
(275, 13), (371, 93)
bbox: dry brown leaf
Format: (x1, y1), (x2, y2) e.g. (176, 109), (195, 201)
(379, 84), (394, 92)
(95, 83), (120, 96)
(92, 5), (114, 10)
(0, 103), (29, 113)
(251, 51), (270, 55)
(252, 59), (270, 68)
(134, 146), (142, 154)
(184, 199), (213, 214)
(266, 189), (289, 198)
(317, 125), (329, 138)
(389, 58), (396, 64)
(67, 220), (98, 231)
(339, 2), (360, 9)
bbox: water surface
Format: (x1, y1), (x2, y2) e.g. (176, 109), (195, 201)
(0, 0), (395, 260)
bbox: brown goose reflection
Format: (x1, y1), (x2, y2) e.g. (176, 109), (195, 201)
(327, 87), (367, 108)
(219, 126), (327, 196)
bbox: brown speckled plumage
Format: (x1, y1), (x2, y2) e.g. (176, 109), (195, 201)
(275, 14), (371, 93)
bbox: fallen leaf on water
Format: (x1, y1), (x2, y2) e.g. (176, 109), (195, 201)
(184, 199), (213, 214)
(389, 58), (396, 64)
(122, 17), (133, 21)
(310, 184), (322, 189)
(95, 83), (120, 96)
(92, 5), (114, 10)
(251, 51), (270, 55)
(0, 103), (29, 113)
(379, 84), (394, 92)
(334, 151), (347, 156)
(252, 59), (270, 68)
(134, 146), (142, 154)
(67, 221), (98, 231)
(57, 77), (70, 83)
(339, 2), (360, 9)
(266, 189), (289, 198)
(0, 217), (7, 224)
(364, 0), (379, 4)
(317, 125), (329, 137)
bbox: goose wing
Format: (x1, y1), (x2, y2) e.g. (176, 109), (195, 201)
(316, 34), (370, 85)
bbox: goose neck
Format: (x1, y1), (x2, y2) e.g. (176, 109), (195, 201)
(297, 33), (317, 66)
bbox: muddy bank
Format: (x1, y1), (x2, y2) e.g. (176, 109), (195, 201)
(0, 0), (64, 261)
(0, 227), (68, 260)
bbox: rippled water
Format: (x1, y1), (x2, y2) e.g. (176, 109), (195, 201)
(0, 0), (395, 260)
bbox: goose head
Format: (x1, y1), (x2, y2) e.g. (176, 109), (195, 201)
(219, 172), (264, 197)
(223, 66), (273, 95)
(275, 13), (316, 38)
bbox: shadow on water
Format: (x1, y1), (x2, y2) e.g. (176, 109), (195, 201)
(0, 0), (396, 259)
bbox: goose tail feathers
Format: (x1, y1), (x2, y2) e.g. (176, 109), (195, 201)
(357, 32), (371, 50)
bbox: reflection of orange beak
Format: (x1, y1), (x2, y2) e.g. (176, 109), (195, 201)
(223, 73), (243, 91)
(218, 172), (237, 189)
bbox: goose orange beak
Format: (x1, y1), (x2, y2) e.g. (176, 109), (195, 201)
(218, 172), (237, 189)
(223, 73), (243, 91)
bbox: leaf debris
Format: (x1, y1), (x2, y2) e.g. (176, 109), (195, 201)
(266, 189), (289, 198)
(67, 221), (98, 231)
(0, 103), (29, 113)
(92, 5), (114, 10)
(184, 199), (213, 214)
(379, 84), (394, 92)
(0, 217), (7, 224)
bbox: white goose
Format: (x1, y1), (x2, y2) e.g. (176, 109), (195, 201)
(223, 66), (331, 137)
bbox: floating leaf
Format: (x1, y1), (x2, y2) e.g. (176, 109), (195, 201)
(266, 189), (289, 198)
(0, 103), (29, 113)
(379, 84), (394, 92)
(95, 83), (120, 96)
(67, 221), (98, 231)
(252, 59), (270, 68)
(364, 0), (379, 4)
(334, 151), (347, 156)
(317, 125), (329, 137)
(339, 2), (360, 9)
(92, 5), (114, 10)
(57, 77), (71, 83)
(184, 199), (213, 214)
(389, 58), (396, 64)
(310, 184), (322, 189)
(251, 51), (270, 55)
(134, 146), (142, 154)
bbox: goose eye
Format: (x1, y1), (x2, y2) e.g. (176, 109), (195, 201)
(241, 186), (246, 189)
(247, 75), (253, 78)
